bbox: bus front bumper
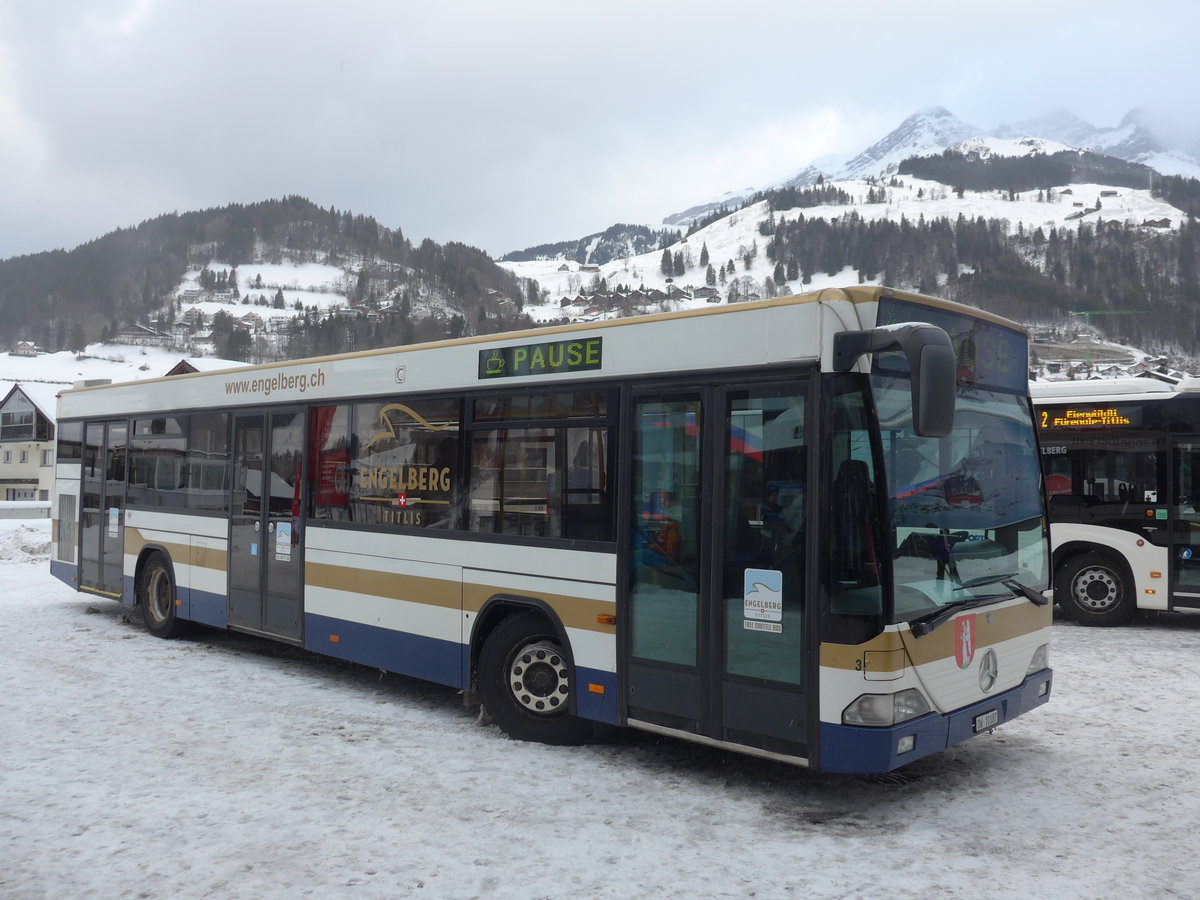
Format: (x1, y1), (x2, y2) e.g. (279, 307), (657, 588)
(817, 667), (1053, 775)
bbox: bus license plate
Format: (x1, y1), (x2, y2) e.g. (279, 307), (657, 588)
(974, 709), (999, 732)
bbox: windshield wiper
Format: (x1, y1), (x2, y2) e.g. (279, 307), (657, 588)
(961, 572), (1049, 607)
(909, 596), (997, 637)
(1001, 577), (1050, 607)
(911, 576), (1050, 637)
(954, 572), (1019, 591)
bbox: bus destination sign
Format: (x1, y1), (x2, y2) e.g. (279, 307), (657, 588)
(1040, 406), (1136, 429)
(478, 337), (602, 380)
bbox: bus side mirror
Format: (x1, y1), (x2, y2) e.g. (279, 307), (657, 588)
(833, 323), (956, 438)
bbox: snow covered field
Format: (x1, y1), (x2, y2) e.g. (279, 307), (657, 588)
(3, 516), (1200, 899)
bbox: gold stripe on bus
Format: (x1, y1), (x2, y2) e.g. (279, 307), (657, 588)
(305, 562), (461, 610)
(820, 601), (1051, 671)
(899, 600), (1052, 667)
(821, 631), (907, 670)
(305, 563), (615, 634)
(463, 582), (616, 634)
(124, 528), (229, 574)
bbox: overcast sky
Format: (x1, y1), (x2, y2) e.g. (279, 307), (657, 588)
(1, 0), (1196, 262)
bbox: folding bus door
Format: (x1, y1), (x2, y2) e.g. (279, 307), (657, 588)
(79, 420), (127, 597)
(625, 381), (812, 760)
(229, 409), (306, 640)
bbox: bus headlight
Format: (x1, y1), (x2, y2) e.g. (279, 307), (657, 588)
(842, 689), (931, 727)
(1026, 643), (1049, 676)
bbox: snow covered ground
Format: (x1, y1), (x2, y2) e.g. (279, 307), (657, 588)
(175, 262), (354, 328)
(3, 517), (1200, 899)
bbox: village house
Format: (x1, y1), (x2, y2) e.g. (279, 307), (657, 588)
(0, 383), (57, 504)
(238, 312), (266, 333)
(114, 324), (172, 349)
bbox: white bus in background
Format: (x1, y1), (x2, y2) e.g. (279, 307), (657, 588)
(50, 285), (1052, 775)
(1033, 377), (1200, 624)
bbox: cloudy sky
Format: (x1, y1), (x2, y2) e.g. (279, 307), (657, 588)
(0, 0), (1196, 261)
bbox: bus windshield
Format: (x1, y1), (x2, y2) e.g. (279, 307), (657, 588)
(868, 300), (1048, 624)
(874, 376), (1048, 623)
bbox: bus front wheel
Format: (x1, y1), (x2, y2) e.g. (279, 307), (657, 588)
(477, 611), (591, 746)
(1056, 552), (1135, 626)
(139, 553), (187, 639)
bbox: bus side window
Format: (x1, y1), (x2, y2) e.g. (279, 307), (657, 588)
(826, 385), (884, 627)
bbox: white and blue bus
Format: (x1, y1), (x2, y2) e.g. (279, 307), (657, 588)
(51, 286), (1052, 774)
(1034, 377), (1200, 625)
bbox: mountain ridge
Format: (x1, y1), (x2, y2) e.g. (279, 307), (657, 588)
(659, 106), (1200, 228)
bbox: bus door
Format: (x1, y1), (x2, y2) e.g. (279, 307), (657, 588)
(625, 382), (811, 759)
(229, 409), (306, 640)
(80, 420), (127, 597)
(1171, 440), (1200, 606)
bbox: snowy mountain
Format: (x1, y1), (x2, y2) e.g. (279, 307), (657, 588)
(662, 106), (1200, 227)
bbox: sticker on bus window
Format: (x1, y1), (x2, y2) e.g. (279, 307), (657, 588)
(744, 568), (783, 629)
(107, 508), (119, 538)
(275, 522), (292, 561)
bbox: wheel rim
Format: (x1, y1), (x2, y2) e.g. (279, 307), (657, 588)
(1071, 565), (1121, 612)
(145, 568), (172, 624)
(507, 639), (570, 716)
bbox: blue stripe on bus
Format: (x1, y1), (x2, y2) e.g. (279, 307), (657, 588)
(181, 586), (228, 629)
(50, 559), (76, 589)
(574, 666), (618, 724)
(303, 613), (620, 725)
(304, 612), (465, 689)
(818, 669), (1053, 774)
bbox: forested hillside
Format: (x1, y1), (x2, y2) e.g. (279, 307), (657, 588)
(753, 182), (1200, 353)
(0, 196), (531, 353)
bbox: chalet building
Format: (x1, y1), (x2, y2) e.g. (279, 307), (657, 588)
(239, 312), (266, 332)
(11, 341), (39, 357)
(114, 324), (172, 349)
(0, 383), (57, 502)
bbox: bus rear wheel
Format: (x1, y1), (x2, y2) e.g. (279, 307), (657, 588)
(477, 611), (591, 746)
(1056, 552), (1135, 626)
(139, 553), (188, 639)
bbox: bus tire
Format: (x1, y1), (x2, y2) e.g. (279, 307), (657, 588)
(477, 611), (592, 746)
(1055, 551), (1135, 626)
(139, 553), (188, 639)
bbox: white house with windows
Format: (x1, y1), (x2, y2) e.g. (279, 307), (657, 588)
(0, 383), (59, 502)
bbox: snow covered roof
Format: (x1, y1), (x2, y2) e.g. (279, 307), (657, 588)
(0, 382), (62, 421)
